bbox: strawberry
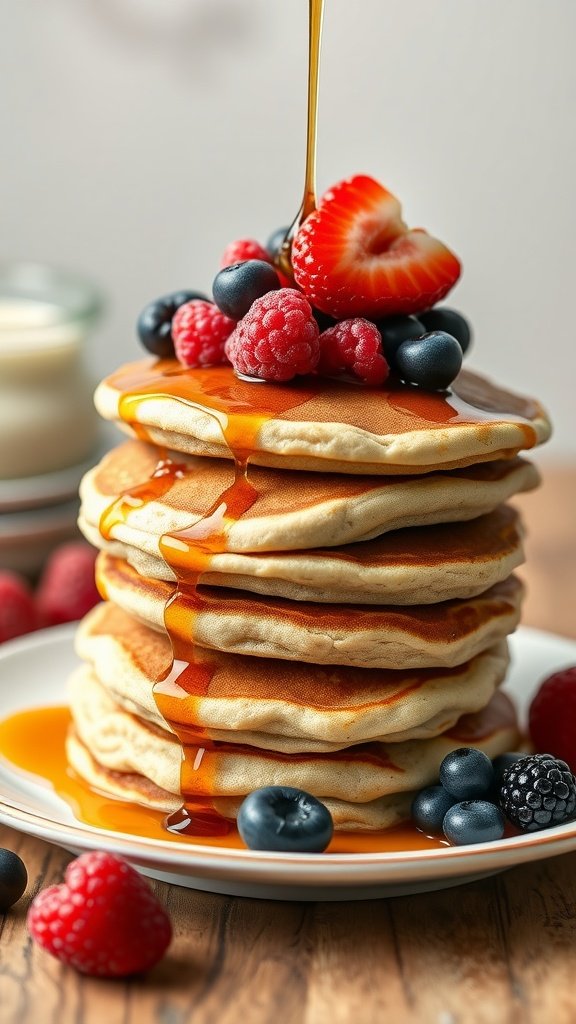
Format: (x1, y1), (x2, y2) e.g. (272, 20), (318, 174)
(27, 851), (172, 977)
(36, 542), (99, 627)
(292, 174), (461, 319)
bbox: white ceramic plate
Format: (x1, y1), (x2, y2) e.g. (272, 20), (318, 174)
(1, 624), (575, 901)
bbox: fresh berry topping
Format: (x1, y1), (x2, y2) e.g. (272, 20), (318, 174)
(420, 307), (472, 354)
(499, 753), (576, 832)
(375, 315), (426, 370)
(395, 331), (463, 391)
(137, 290), (208, 358)
(220, 239), (272, 269)
(439, 747), (495, 800)
(318, 318), (389, 386)
(0, 572), (36, 643)
(237, 786), (333, 852)
(529, 667), (576, 772)
(36, 543), (99, 628)
(226, 288), (320, 382)
(292, 175), (461, 319)
(27, 851), (172, 977)
(266, 225), (290, 258)
(443, 800), (505, 845)
(0, 849), (27, 912)
(411, 786), (455, 834)
(212, 260), (281, 320)
(172, 300), (235, 368)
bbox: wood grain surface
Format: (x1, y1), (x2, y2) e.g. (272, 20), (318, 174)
(1, 464), (575, 1024)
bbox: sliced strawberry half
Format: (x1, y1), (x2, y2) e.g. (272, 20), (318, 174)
(291, 175), (461, 319)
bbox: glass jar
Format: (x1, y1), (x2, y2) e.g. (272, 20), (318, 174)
(0, 263), (103, 479)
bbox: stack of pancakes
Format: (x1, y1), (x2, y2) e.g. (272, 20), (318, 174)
(70, 360), (551, 832)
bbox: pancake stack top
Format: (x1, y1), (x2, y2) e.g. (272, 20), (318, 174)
(71, 343), (551, 833)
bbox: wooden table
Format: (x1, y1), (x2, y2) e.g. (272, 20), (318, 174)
(1, 466), (575, 1024)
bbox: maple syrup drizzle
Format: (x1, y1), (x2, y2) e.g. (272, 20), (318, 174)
(277, 0), (324, 278)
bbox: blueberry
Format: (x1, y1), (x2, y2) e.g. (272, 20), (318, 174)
(0, 849), (27, 912)
(137, 290), (208, 357)
(212, 260), (281, 320)
(439, 747), (495, 800)
(374, 315), (426, 370)
(266, 225), (290, 258)
(411, 785), (456, 834)
(419, 308), (472, 355)
(443, 800), (505, 845)
(237, 786), (333, 853)
(396, 331), (463, 391)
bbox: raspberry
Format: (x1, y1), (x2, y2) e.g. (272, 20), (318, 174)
(499, 753), (576, 832)
(172, 300), (235, 368)
(318, 318), (389, 386)
(226, 288), (320, 382)
(0, 571), (37, 643)
(529, 667), (576, 772)
(27, 852), (172, 977)
(36, 542), (99, 628)
(220, 239), (272, 269)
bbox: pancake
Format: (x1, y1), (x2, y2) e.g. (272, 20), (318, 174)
(94, 361), (551, 474)
(96, 552), (525, 669)
(65, 730), (414, 831)
(83, 502), (525, 605)
(80, 435), (538, 554)
(76, 603), (511, 749)
(67, 669), (519, 830)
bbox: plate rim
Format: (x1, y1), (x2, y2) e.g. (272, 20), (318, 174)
(1, 623), (576, 887)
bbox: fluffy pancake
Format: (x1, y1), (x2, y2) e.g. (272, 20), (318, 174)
(96, 552), (524, 669)
(67, 669), (519, 830)
(80, 436), (537, 552)
(95, 361), (551, 475)
(77, 603), (511, 749)
(83, 503), (525, 605)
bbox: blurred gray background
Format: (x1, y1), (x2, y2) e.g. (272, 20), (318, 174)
(2, 0), (575, 456)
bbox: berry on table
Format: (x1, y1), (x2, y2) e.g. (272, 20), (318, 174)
(220, 239), (272, 269)
(420, 307), (472, 354)
(292, 174), (461, 319)
(36, 543), (99, 628)
(439, 747), (495, 800)
(395, 331), (463, 390)
(0, 572), (36, 643)
(27, 851), (172, 977)
(137, 290), (208, 358)
(212, 259), (281, 320)
(375, 315), (426, 370)
(499, 753), (576, 832)
(529, 667), (576, 772)
(237, 786), (333, 852)
(0, 849), (27, 912)
(225, 288), (320, 382)
(266, 225), (290, 258)
(172, 300), (235, 368)
(411, 786), (455, 834)
(318, 318), (389, 386)
(492, 752), (525, 790)
(443, 800), (505, 845)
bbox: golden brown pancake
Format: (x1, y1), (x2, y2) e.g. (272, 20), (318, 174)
(67, 671), (520, 830)
(76, 602), (511, 749)
(80, 438), (539, 554)
(96, 552), (525, 669)
(95, 361), (551, 475)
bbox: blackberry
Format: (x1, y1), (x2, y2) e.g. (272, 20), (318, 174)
(499, 753), (576, 832)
